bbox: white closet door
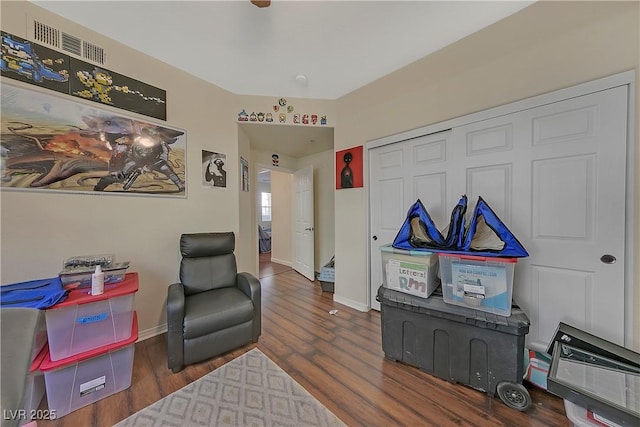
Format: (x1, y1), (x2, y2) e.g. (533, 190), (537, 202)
(369, 85), (628, 351)
(369, 131), (453, 310)
(516, 86), (627, 349)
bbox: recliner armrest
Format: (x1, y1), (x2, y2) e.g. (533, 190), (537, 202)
(237, 272), (261, 341)
(167, 282), (186, 373)
(237, 272), (260, 301)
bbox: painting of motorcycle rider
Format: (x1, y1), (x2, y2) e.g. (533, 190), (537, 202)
(202, 150), (227, 189)
(0, 82), (186, 197)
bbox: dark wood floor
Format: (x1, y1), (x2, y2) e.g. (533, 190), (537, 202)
(36, 258), (569, 427)
(259, 251), (292, 278)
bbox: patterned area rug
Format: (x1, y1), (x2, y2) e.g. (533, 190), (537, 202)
(115, 348), (346, 427)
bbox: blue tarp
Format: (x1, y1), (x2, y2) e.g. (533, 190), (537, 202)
(392, 196), (529, 258)
(0, 277), (68, 309)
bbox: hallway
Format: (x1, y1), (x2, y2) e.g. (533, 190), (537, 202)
(259, 252), (293, 278)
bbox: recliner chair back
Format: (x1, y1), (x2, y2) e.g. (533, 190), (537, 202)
(179, 232), (237, 296)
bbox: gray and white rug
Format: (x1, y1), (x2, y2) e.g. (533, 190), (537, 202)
(115, 348), (346, 427)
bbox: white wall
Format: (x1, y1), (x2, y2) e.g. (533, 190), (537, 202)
(0, 1), (242, 338)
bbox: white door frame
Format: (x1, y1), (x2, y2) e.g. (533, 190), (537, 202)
(365, 70), (635, 347)
(254, 162), (294, 272)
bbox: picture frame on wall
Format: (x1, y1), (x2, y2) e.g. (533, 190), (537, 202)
(202, 150), (227, 189)
(1, 30), (167, 121)
(240, 156), (249, 192)
(336, 145), (363, 189)
(0, 81), (186, 197)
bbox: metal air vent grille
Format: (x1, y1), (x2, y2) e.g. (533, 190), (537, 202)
(33, 20), (59, 48)
(83, 40), (105, 65)
(30, 19), (107, 66)
(61, 32), (81, 56)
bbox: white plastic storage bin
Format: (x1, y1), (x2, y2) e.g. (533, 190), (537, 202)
(40, 313), (138, 419)
(564, 399), (623, 427)
(45, 272), (138, 361)
(439, 253), (516, 316)
(381, 245), (439, 299)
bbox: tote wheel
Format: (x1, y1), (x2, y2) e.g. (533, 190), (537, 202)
(496, 382), (532, 411)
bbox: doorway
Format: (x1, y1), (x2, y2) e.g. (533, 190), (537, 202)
(256, 167), (294, 276)
(241, 121), (335, 285)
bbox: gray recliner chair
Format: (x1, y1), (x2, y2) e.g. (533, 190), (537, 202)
(167, 232), (261, 373)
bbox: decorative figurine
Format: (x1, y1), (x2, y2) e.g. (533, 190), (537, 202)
(340, 151), (353, 188)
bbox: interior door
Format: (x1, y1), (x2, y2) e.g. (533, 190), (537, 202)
(369, 85), (628, 351)
(509, 86), (628, 350)
(293, 165), (315, 281)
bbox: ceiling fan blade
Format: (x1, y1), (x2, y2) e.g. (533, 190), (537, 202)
(251, 0), (271, 7)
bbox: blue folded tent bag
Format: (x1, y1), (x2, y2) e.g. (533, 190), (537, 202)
(392, 196), (529, 258)
(1, 277), (68, 309)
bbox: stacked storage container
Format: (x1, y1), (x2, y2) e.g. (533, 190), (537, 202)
(378, 251), (532, 410)
(39, 272), (139, 419)
(438, 253), (517, 316)
(380, 245), (439, 299)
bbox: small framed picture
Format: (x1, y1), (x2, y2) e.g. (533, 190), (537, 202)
(240, 157), (249, 192)
(336, 145), (363, 189)
(202, 150), (227, 189)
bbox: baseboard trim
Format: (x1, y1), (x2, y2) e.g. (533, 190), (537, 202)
(270, 257), (292, 267)
(333, 294), (369, 312)
(138, 323), (167, 342)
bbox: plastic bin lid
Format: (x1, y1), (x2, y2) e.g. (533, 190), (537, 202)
(437, 253), (517, 263)
(40, 312), (138, 371)
(29, 344), (48, 373)
(380, 245), (434, 256)
(50, 272), (139, 308)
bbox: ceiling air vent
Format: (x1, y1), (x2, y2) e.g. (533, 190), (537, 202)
(30, 19), (106, 66)
(33, 20), (59, 48)
(61, 32), (81, 56)
(83, 40), (105, 65)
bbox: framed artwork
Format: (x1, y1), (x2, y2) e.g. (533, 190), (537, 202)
(0, 31), (70, 94)
(240, 156), (249, 192)
(336, 145), (363, 189)
(1, 30), (167, 121)
(69, 57), (167, 121)
(202, 150), (227, 189)
(1, 82), (186, 197)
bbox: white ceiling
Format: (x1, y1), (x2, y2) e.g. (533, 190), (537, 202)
(30, 0), (533, 158)
(239, 121), (334, 159)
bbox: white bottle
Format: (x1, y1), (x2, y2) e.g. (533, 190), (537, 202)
(91, 265), (105, 296)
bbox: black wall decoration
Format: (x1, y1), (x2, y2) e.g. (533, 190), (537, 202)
(1, 30), (167, 121)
